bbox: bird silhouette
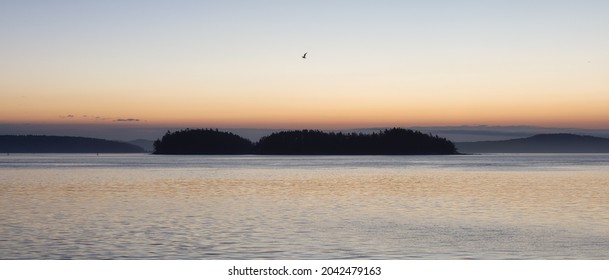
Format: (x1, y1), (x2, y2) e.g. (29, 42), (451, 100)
(302, 52), (307, 59)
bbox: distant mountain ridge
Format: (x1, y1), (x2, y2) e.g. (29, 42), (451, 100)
(0, 135), (145, 153)
(456, 133), (609, 153)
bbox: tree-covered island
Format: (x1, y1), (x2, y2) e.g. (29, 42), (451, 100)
(153, 128), (457, 155)
(153, 129), (253, 154)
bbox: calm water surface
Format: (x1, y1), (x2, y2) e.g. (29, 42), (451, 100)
(1, 154), (608, 259)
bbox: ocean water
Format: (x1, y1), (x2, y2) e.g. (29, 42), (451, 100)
(1, 153), (608, 259)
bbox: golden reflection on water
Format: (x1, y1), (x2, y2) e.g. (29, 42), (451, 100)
(1, 156), (609, 259)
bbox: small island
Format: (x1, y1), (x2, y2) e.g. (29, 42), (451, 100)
(153, 129), (253, 154)
(153, 128), (457, 155)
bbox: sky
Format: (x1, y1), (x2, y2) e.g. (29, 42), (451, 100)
(1, 0), (608, 139)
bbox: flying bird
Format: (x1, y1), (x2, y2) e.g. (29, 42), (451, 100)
(302, 52), (307, 59)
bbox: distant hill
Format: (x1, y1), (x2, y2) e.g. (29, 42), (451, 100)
(255, 128), (457, 155)
(0, 135), (145, 153)
(456, 134), (609, 153)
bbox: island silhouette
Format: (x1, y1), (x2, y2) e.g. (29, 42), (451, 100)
(153, 128), (253, 154)
(153, 128), (457, 155)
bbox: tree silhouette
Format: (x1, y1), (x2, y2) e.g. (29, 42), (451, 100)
(254, 128), (456, 155)
(152, 128), (457, 155)
(153, 128), (253, 154)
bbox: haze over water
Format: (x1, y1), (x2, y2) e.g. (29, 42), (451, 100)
(2, 154), (608, 259)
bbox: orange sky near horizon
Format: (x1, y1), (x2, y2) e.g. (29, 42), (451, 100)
(1, 1), (608, 130)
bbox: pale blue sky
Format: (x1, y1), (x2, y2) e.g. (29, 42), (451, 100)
(1, 0), (608, 131)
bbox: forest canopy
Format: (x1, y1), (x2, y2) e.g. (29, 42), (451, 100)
(153, 128), (253, 154)
(153, 128), (457, 155)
